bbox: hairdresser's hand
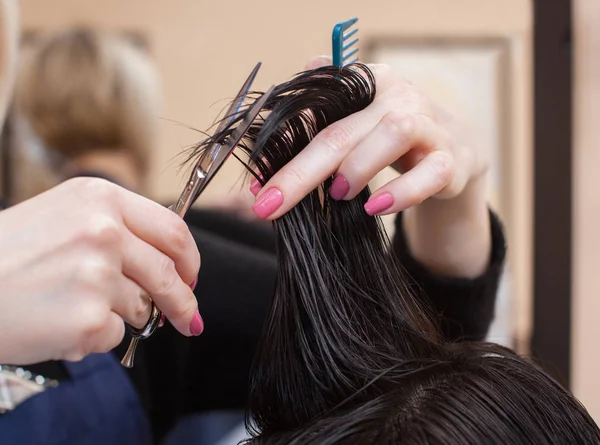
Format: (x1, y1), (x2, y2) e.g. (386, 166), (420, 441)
(251, 55), (487, 217)
(0, 178), (202, 365)
(251, 56), (491, 277)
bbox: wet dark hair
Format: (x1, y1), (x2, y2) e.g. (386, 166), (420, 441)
(188, 63), (600, 444)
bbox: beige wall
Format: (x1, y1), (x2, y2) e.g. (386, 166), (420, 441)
(573, 0), (600, 422)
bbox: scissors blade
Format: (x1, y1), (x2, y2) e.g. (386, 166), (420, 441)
(213, 62), (262, 135)
(171, 80), (273, 218)
(200, 84), (275, 190)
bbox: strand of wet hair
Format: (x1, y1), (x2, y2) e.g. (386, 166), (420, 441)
(183, 64), (445, 439)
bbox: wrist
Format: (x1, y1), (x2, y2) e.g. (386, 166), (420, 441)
(402, 174), (491, 278)
(411, 171), (488, 219)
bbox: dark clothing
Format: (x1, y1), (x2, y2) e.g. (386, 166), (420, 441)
(2, 355), (151, 445)
(0, 205), (506, 444)
(393, 210), (506, 342)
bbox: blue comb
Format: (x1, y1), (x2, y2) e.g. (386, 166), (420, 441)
(332, 18), (359, 67)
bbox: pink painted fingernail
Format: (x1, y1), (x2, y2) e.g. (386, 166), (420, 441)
(364, 193), (394, 215)
(250, 178), (262, 196)
(329, 174), (350, 200)
(252, 188), (283, 219)
(158, 314), (166, 328)
(190, 311), (204, 336)
(189, 278), (198, 291)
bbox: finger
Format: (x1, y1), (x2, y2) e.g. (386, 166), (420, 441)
(100, 312), (127, 353)
(251, 103), (387, 220)
(364, 150), (454, 216)
(113, 186), (200, 286)
(121, 230), (200, 336)
(250, 172), (264, 196)
(333, 112), (449, 200)
(305, 55), (332, 70)
(84, 312), (126, 358)
(364, 63), (400, 93)
(109, 277), (153, 330)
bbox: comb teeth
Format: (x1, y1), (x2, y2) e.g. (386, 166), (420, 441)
(332, 18), (359, 67)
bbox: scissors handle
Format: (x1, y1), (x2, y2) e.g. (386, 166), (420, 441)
(120, 338), (140, 368)
(120, 302), (162, 368)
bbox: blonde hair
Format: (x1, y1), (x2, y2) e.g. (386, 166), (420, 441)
(16, 27), (161, 172)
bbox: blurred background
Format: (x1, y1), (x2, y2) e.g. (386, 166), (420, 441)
(0, 0), (597, 427)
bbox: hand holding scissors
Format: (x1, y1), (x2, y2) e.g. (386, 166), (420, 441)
(121, 63), (275, 367)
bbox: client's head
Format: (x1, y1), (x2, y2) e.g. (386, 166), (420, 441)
(15, 27), (161, 191)
(190, 63), (600, 444)
(248, 344), (598, 444)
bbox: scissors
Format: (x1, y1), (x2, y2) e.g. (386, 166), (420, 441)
(121, 62), (275, 368)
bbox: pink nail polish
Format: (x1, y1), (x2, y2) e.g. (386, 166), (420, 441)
(364, 193), (394, 215)
(158, 314), (166, 328)
(190, 311), (204, 336)
(250, 178), (262, 196)
(329, 174), (350, 200)
(190, 277), (198, 291)
(252, 188), (283, 219)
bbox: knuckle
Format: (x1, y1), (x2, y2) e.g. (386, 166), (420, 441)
(81, 312), (107, 339)
(316, 123), (353, 157)
(76, 177), (117, 202)
(132, 294), (151, 326)
(430, 151), (454, 185)
(381, 111), (417, 140)
(75, 257), (115, 291)
(63, 176), (97, 191)
(80, 213), (122, 248)
(403, 176), (427, 205)
(369, 63), (394, 86)
(169, 297), (196, 324)
(74, 301), (110, 349)
(155, 256), (179, 297)
(279, 165), (309, 190)
(165, 216), (190, 257)
(386, 82), (424, 110)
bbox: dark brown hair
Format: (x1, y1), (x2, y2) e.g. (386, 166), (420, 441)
(188, 63), (600, 444)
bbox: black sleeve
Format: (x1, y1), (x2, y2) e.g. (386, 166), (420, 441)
(137, 221), (277, 440)
(391, 209), (507, 342)
(183, 207), (276, 255)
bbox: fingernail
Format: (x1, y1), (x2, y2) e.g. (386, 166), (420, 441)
(252, 188), (283, 219)
(364, 193), (394, 215)
(189, 277), (198, 291)
(158, 314), (165, 328)
(329, 174), (350, 200)
(250, 178), (262, 196)
(190, 311), (204, 336)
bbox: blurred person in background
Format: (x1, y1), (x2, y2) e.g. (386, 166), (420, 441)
(13, 27), (159, 195)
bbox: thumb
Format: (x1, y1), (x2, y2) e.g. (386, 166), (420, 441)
(304, 55), (333, 70)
